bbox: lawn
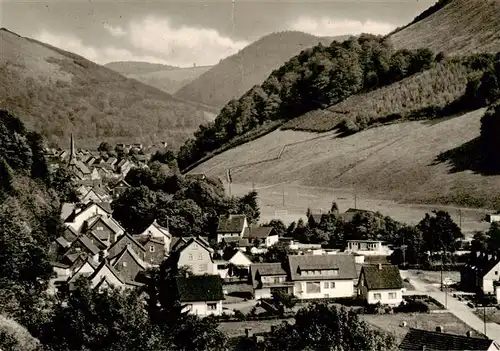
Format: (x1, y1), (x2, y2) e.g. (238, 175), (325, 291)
(474, 307), (500, 325)
(191, 108), (500, 227)
(363, 312), (484, 343)
(219, 318), (294, 338)
(412, 270), (461, 287)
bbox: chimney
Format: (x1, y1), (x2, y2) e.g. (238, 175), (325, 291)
(435, 326), (443, 333)
(378, 263), (382, 270)
(99, 249), (108, 261)
(245, 327), (253, 338)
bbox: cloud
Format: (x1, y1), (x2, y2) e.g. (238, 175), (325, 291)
(103, 23), (126, 37)
(34, 30), (170, 65)
(290, 16), (396, 37)
(126, 16), (249, 67)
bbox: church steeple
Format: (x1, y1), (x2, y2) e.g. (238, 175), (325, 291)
(69, 133), (77, 165)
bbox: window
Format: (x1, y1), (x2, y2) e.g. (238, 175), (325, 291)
(198, 253), (203, 260)
(496, 271), (499, 275)
(330, 282), (335, 289)
(306, 282), (321, 294)
(199, 264), (207, 272)
(97, 226), (104, 231)
(274, 277), (282, 284)
(388, 292), (397, 299)
(192, 243), (198, 249)
(122, 262), (127, 267)
(149, 245), (155, 252)
(207, 303), (217, 310)
(324, 294), (329, 298)
(324, 282), (329, 289)
(188, 254), (193, 261)
(374, 293), (382, 300)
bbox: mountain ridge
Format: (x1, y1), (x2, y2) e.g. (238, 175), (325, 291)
(0, 28), (211, 148)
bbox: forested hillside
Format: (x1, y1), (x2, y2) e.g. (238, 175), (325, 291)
(177, 35), (438, 170)
(174, 31), (335, 108)
(0, 28), (210, 149)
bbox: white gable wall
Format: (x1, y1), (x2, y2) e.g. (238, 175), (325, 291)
(229, 251), (252, 267)
(89, 265), (123, 289)
(66, 204), (109, 232)
(365, 289), (403, 306)
(183, 300), (223, 317)
(266, 234), (279, 248)
(483, 261), (500, 294)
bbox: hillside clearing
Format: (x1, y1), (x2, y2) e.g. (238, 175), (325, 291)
(191, 109), (497, 231)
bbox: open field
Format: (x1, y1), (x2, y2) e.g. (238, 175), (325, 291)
(192, 109), (497, 233)
(364, 312), (484, 343)
(218, 312), (478, 342)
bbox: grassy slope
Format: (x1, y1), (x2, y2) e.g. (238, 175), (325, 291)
(389, 0), (500, 55)
(191, 108), (500, 211)
(174, 31), (335, 108)
(282, 60), (474, 132)
(0, 28), (209, 149)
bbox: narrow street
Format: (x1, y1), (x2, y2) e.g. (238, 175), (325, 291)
(401, 270), (500, 340)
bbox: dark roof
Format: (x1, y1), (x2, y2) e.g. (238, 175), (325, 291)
(250, 263), (287, 288)
(222, 236), (250, 247)
(465, 253), (500, 278)
(398, 328), (495, 351)
(243, 227), (276, 239)
(345, 208), (375, 214)
(217, 214), (247, 233)
(175, 275), (224, 302)
(72, 235), (100, 255)
(288, 254), (357, 281)
(108, 233), (146, 253)
(360, 265), (403, 290)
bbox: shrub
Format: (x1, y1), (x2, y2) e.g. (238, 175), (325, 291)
(395, 299), (430, 313)
(234, 310), (247, 321)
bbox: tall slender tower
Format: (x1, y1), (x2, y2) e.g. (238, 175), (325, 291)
(68, 133), (77, 165)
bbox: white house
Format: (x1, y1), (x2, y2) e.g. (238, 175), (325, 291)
(461, 252), (500, 294)
(216, 214), (248, 243)
(243, 227), (279, 248)
(175, 275), (225, 317)
(229, 251), (252, 269)
(288, 254), (357, 300)
(487, 213), (500, 223)
(358, 264), (404, 306)
(250, 254), (358, 300)
(172, 237), (218, 276)
(344, 240), (392, 256)
(64, 202), (113, 233)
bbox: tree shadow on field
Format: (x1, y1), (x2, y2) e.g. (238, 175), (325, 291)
(431, 137), (499, 175)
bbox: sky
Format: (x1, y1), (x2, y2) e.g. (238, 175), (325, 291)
(1, 0), (436, 68)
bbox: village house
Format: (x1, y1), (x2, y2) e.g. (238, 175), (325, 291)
(63, 202), (113, 233)
(170, 237), (218, 276)
(250, 263), (291, 299)
(116, 159), (134, 176)
(109, 245), (148, 282)
(461, 252), (500, 294)
(344, 239), (392, 256)
(221, 236), (251, 252)
(107, 233), (147, 261)
(250, 254), (358, 300)
(108, 178), (131, 199)
(358, 264), (404, 306)
(133, 234), (165, 266)
(216, 214), (248, 243)
(173, 275), (225, 317)
(243, 226), (279, 248)
(228, 250), (253, 276)
(81, 213), (125, 247)
(399, 328), (500, 351)
(137, 219), (172, 254)
(288, 254), (357, 300)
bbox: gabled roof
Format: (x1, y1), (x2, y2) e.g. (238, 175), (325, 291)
(60, 203), (77, 222)
(250, 263), (287, 288)
(108, 233), (146, 253)
(398, 328), (496, 351)
(217, 214), (247, 233)
(55, 236), (71, 248)
(243, 227), (276, 239)
(140, 219), (171, 238)
(288, 254), (357, 281)
(465, 253), (500, 278)
(110, 178), (131, 189)
(134, 235), (164, 246)
(65, 235), (100, 256)
(222, 237), (250, 247)
(308, 214), (323, 223)
(85, 214), (124, 236)
(68, 256), (99, 283)
(171, 236), (211, 253)
(175, 275), (224, 302)
(88, 260), (125, 285)
(110, 245), (147, 270)
(360, 265), (403, 290)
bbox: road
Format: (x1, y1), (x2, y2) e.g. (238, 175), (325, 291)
(401, 270), (500, 340)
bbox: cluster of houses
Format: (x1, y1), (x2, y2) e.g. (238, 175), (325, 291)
(460, 251), (500, 303)
(43, 135), (167, 184)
